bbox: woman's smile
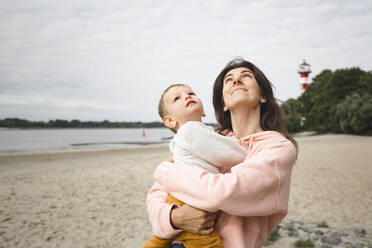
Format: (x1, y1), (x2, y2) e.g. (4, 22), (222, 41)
(231, 87), (248, 94)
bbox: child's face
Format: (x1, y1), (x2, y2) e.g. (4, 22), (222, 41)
(163, 85), (205, 128)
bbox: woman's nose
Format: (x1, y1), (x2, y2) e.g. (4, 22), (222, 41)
(233, 78), (243, 85)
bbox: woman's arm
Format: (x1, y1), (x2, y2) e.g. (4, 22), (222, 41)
(154, 141), (297, 216)
(146, 182), (180, 238)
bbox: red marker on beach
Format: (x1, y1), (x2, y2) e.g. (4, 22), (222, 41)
(142, 130), (146, 137)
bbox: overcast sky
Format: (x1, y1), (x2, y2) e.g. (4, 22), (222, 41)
(1, 0), (371, 123)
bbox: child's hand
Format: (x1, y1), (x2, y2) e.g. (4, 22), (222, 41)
(163, 155), (173, 163)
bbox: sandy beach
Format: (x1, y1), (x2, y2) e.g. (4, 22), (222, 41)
(1, 134), (371, 247)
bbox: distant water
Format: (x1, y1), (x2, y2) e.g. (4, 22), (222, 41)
(0, 128), (174, 154)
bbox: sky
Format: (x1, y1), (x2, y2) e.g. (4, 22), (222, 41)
(0, 0), (371, 123)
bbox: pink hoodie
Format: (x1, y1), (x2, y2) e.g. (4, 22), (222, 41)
(147, 131), (297, 248)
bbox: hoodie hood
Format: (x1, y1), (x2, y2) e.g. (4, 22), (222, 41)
(232, 131), (286, 153)
(239, 130), (285, 142)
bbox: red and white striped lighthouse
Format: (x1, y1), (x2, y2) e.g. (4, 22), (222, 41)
(298, 60), (311, 90)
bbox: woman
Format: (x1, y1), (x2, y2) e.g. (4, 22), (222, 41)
(147, 57), (298, 248)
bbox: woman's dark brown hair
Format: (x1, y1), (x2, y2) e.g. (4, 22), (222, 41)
(213, 57), (298, 151)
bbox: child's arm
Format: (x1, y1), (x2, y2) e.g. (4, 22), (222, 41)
(174, 121), (247, 168)
(154, 140), (297, 217)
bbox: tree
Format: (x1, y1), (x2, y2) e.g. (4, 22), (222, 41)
(299, 69), (333, 132)
(336, 92), (372, 135)
(71, 119), (82, 127)
(298, 67), (371, 133)
(281, 98), (303, 133)
(54, 119), (69, 128)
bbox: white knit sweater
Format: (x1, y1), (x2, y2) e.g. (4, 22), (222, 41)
(169, 121), (247, 173)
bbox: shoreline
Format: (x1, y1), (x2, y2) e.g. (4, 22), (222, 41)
(0, 127), (173, 156)
(0, 143), (169, 157)
(0, 143), (170, 157)
(2, 131), (369, 157)
(1, 132), (368, 156)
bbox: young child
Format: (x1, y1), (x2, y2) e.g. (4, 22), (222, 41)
(142, 84), (247, 248)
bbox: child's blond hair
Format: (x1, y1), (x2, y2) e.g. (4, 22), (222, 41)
(158, 83), (188, 133)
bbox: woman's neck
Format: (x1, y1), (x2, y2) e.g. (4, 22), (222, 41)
(230, 105), (263, 139)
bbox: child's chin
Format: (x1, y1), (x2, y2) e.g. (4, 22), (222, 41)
(187, 106), (202, 112)
(185, 108), (203, 117)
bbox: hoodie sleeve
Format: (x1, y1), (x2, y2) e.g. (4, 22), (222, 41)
(153, 140), (296, 216)
(146, 182), (182, 238)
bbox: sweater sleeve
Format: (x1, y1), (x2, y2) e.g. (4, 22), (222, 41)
(174, 122), (247, 167)
(153, 141), (296, 216)
(146, 182), (182, 238)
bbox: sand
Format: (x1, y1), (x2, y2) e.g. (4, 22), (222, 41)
(0, 134), (371, 247)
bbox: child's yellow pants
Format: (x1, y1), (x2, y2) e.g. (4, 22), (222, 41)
(142, 194), (223, 248)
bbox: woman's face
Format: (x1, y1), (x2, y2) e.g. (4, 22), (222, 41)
(222, 67), (265, 111)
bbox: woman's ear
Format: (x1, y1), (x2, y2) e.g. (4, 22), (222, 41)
(260, 98), (267, 103)
(163, 116), (177, 130)
(202, 110), (206, 117)
(223, 105), (228, 112)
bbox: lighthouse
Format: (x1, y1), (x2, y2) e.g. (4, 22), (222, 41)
(298, 60), (311, 90)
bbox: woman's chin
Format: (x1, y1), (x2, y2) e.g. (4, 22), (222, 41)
(227, 97), (260, 110)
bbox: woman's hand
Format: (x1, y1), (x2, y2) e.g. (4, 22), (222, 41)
(170, 204), (218, 235)
(218, 128), (233, 136)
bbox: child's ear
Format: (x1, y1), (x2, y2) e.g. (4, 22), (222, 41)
(163, 116), (177, 130)
(202, 110), (206, 117)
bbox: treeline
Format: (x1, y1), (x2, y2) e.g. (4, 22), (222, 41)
(281, 67), (372, 135)
(0, 118), (166, 129)
(0, 118), (218, 129)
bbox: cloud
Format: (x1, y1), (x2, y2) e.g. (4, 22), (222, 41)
(0, 93), (128, 110)
(0, 0), (371, 122)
